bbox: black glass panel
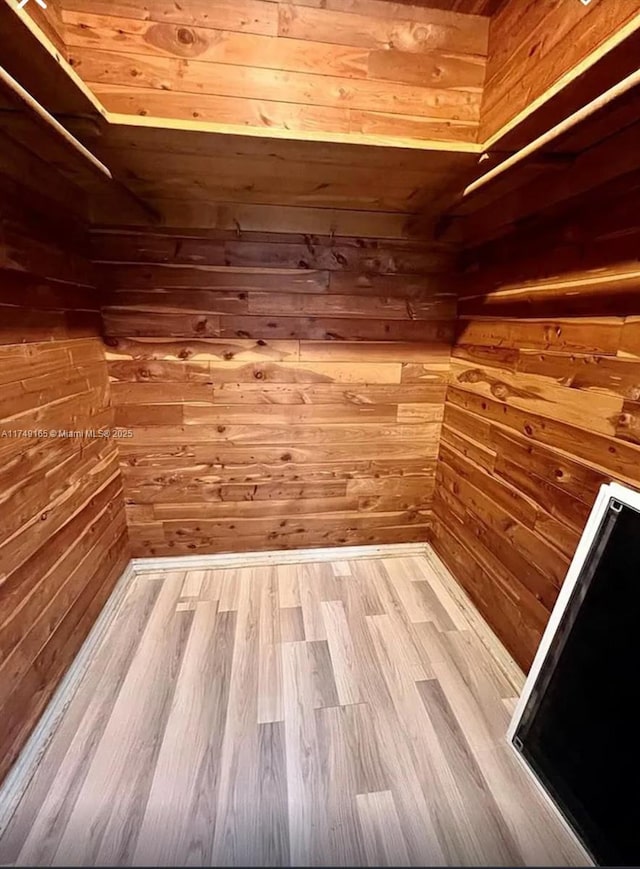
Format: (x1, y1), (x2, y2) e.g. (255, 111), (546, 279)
(514, 501), (640, 866)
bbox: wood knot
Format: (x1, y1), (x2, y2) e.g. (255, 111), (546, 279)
(176, 27), (194, 44)
(491, 383), (509, 400)
(459, 368), (481, 383)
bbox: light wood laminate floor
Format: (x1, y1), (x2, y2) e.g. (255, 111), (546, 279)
(0, 549), (587, 866)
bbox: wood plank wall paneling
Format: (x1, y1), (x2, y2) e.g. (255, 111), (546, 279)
(446, 113), (640, 249)
(59, 0), (488, 143)
(431, 193), (640, 672)
(96, 226), (456, 557)
(0, 159), (130, 783)
(19, 0), (67, 54)
(424, 0), (505, 13)
(86, 124), (481, 241)
(479, 0), (640, 142)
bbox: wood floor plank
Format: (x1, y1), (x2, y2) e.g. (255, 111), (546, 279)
(414, 581), (457, 632)
(364, 614), (447, 865)
(306, 639), (340, 709)
(360, 560), (433, 681)
(321, 599), (362, 706)
(200, 569), (223, 601)
(277, 563), (301, 609)
(257, 568), (283, 724)
(418, 552), (470, 631)
(356, 790), (411, 867)
(415, 679), (522, 866)
(279, 606), (305, 643)
(343, 703), (389, 797)
(4, 575), (162, 867)
(344, 563), (386, 617)
(210, 568), (270, 866)
(315, 705), (367, 866)
(2, 551), (585, 867)
(430, 643), (584, 865)
(217, 568), (241, 612)
(43, 572), (191, 867)
(256, 721), (290, 867)
(298, 562), (330, 641)
(132, 603), (235, 866)
(383, 556), (435, 623)
(441, 630), (515, 738)
(282, 641), (331, 866)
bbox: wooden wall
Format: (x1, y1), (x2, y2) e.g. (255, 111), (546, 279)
(431, 172), (640, 672)
(480, 0), (639, 141)
(0, 137), (129, 782)
(96, 226), (455, 557)
(59, 0), (488, 143)
(426, 0), (504, 13)
(19, 0), (67, 55)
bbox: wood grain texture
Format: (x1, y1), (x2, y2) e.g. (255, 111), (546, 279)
(447, 107), (640, 249)
(479, 0), (639, 141)
(0, 551), (585, 866)
(0, 170), (130, 784)
(97, 226), (454, 557)
(60, 0), (487, 144)
(85, 121), (480, 238)
(19, 0), (67, 54)
(431, 191), (640, 672)
(418, 0), (504, 13)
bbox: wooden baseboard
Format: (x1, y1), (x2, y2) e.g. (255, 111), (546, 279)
(132, 542), (430, 574)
